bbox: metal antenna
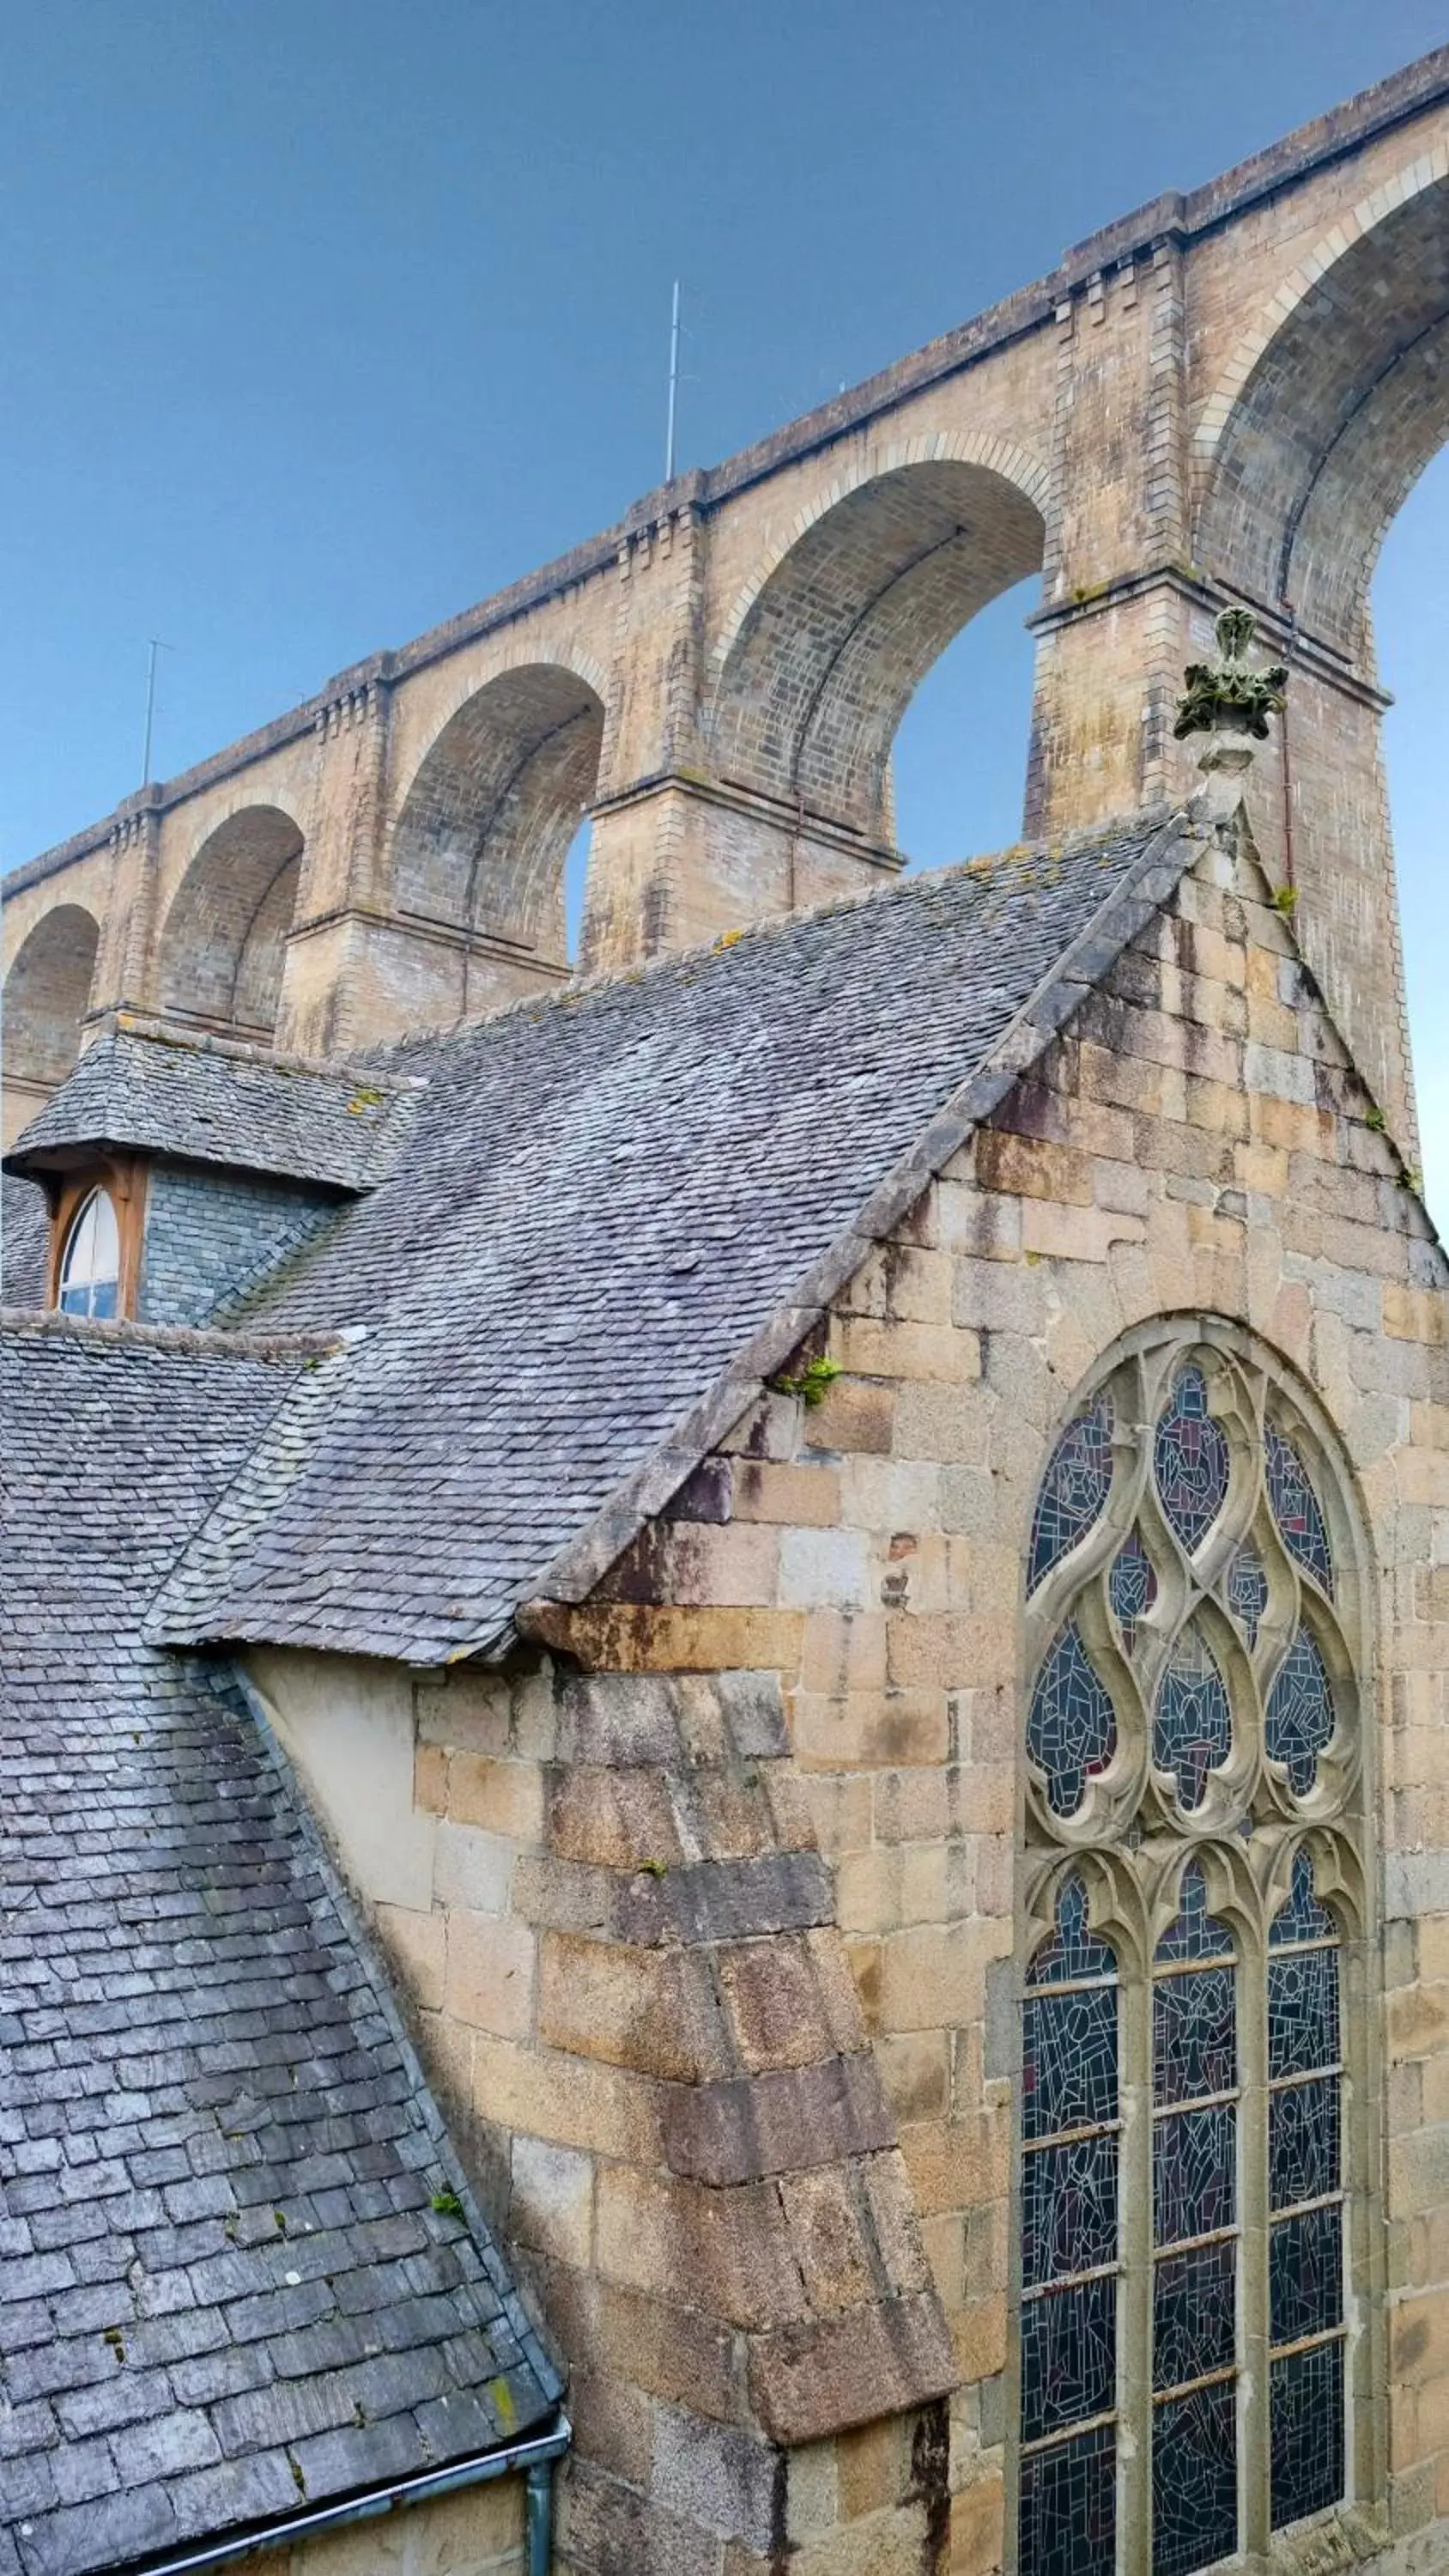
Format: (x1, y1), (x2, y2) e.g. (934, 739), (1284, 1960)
(664, 279), (681, 483)
(141, 637), (173, 785)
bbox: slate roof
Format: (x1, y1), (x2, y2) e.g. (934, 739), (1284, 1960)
(152, 808), (1203, 1667)
(0, 1315), (563, 2576)
(3, 1026), (423, 1196)
(2, 1174), (49, 1310)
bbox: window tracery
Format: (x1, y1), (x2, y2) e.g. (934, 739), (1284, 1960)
(1016, 1321), (1370, 2576)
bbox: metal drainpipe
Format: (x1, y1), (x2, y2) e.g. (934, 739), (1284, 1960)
(527, 2448), (559, 2574)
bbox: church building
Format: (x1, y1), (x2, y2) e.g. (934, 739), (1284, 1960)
(5, 45), (1449, 2576)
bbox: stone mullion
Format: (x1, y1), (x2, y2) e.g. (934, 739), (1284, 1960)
(1119, 1947), (1155, 2576)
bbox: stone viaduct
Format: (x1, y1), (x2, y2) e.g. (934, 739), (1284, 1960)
(5, 44), (1448, 1157)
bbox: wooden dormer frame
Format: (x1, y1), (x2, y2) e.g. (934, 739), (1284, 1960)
(45, 1156), (148, 1320)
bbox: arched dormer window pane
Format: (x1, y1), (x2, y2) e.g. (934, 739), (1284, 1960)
(58, 1188), (119, 1320)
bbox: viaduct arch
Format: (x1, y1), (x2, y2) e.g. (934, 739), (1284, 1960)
(3, 904), (100, 1142)
(157, 805), (305, 1040)
(391, 661), (605, 965)
(6, 42), (1449, 1154)
(1194, 154), (1449, 659)
(708, 449), (1047, 847)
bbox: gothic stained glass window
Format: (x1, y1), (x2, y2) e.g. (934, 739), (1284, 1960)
(1019, 1326), (1366, 2576)
(1154, 1366), (1229, 1555)
(1108, 1528), (1157, 1653)
(1020, 1880), (1119, 2576)
(1028, 1624), (1116, 1816)
(1154, 1626), (1232, 1810)
(1226, 1543), (1269, 1648)
(1029, 1395), (1114, 1595)
(1266, 1628), (1337, 1796)
(1151, 1868), (1240, 2576)
(1265, 1424), (1335, 1596)
(1267, 1852), (1346, 2531)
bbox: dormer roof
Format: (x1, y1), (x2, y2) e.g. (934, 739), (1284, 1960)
(3, 1024), (425, 1196)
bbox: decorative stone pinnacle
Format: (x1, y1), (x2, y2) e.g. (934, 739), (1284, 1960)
(1173, 606), (1288, 743)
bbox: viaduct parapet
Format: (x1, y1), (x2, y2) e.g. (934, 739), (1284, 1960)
(6, 43), (1448, 1154)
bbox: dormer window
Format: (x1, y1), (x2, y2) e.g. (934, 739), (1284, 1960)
(58, 1187), (120, 1319)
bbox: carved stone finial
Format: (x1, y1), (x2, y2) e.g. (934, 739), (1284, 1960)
(1173, 606), (1288, 744)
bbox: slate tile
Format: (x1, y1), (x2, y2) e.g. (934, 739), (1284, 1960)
(14, 2482), (177, 2576)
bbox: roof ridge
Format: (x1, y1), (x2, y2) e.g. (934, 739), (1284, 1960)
(147, 1339), (360, 1643)
(371, 804), (1173, 1062)
(111, 1012), (430, 1090)
(0, 1305), (351, 1360)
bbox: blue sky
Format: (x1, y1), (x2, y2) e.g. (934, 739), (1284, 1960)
(3, 1), (1446, 1217)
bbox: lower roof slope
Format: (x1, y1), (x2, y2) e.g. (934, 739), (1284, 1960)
(0, 1318), (561, 2576)
(155, 811), (1197, 1666)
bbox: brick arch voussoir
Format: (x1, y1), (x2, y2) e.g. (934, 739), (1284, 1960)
(407, 635), (611, 758)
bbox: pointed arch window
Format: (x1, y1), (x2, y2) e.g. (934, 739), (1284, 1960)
(58, 1186), (119, 1319)
(1016, 1322), (1371, 2575)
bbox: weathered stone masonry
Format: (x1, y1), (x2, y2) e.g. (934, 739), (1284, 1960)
(9, 44), (1449, 1158)
(244, 815), (1449, 2574)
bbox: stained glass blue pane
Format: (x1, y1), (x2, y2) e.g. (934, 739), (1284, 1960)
(1155, 1967), (1236, 2106)
(1108, 1526), (1157, 1652)
(1154, 1366), (1229, 1554)
(1024, 1987), (1119, 2143)
(1268, 1948), (1339, 2083)
(1226, 1542), (1269, 1647)
(1270, 1847), (1337, 1946)
(1152, 2239), (1236, 2395)
(1270, 2339), (1343, 2530)
(1270, 2076), (1339, 2214)
(1021, 2274), (1117, 2443)
(1270, 2203), (1343, 2346)
(1266, 1628), (1336, 1795)
(1155, 1861), (1234, 1962)
(1028, 1395), (1113, 1593)
(1028, 1625), (1116, 1816)
(1155, 2105), (1236, 2246)
(1266, 1423), (1334, 1596)
(1028, 1874), (1118, 1988)
(1018, 2424), (1115, 2576)
(1023, 2134), (1119, 2287)
(1153, 1627), (1232, 1809)
(1152, 2380), (1238, 2576)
